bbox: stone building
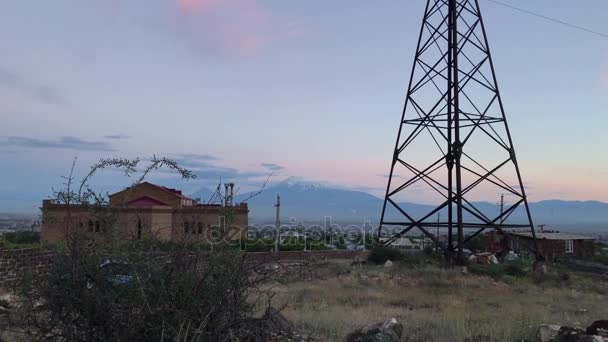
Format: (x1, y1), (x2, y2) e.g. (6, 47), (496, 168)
(486, 230), (595, 261)
(507, 231), (595, 261)
(41, 182), (248, 243)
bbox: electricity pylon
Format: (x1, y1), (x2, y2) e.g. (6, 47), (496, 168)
(378, 0), (539, 264)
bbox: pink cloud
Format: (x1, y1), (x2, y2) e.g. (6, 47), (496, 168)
(174, 0), (272, 58)
(176, 0), (224, 12)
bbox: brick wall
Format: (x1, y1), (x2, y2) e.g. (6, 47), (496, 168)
(0, 248), (55, 288)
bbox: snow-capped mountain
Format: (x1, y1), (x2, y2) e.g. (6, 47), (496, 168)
(185, 178), (608, 232)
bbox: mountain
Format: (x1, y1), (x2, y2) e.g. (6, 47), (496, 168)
(235, 177), (382, 221)
(218, 178), (608, 232)
(188, 186), (217, 203)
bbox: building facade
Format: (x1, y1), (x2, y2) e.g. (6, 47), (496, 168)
(41, 182), (248, 243)
(486, 230), (595, 261)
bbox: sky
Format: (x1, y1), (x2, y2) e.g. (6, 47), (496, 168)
(0, 0), (607, 213)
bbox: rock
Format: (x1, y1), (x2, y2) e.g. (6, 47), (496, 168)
(0, 294), (19, 309)
(345, 318), (402, 342)
(383, 260), (393, 268)
(587, 321), (608, 336)
(538, 324), (561, 342)
(556, 326), (588, 342)
(533, 261), (548, 275)
(505, 251), (519, 261)
(263, 307), (296, 333)
(578, 336), (606, 342)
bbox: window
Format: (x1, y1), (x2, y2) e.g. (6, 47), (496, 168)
(88, 220), (94, 232)
(565, 240), (574, 254)
(198, 222), (203, 234)
(137, 219), (142, 240)
(95, 221), (101, 233)
(184, 221), (189, 234)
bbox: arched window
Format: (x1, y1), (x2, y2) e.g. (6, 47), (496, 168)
(198, 222), (203, 234)
(88, 220), (94, 232)
(184, 221), (189, 234)
(95, 221), (100, 233)
(137, 219), (142, 240)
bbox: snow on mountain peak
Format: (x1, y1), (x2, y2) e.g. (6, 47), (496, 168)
(280, 177), (326, 191)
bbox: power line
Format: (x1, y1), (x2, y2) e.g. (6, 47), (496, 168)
(486, 0), (608, 39)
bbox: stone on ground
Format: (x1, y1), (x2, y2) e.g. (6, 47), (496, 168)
(538, 324), (561, 342)
(345, 318), (402, 342)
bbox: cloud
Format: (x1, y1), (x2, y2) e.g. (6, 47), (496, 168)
(0, 66), (66, 106)
(194, 167), (266, 181)
(173, 0), (272, 58)
(0, 136), (115, 152)
(161, 152), (268, 184)
(377, 174), (401, 179)
(169, 153), (220, 169)
(261, 162), (284, 171)
(177, 153), (219, 161)
(104, 134), (131, 140)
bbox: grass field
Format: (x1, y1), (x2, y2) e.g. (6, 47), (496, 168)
(268, 260), (608, 341)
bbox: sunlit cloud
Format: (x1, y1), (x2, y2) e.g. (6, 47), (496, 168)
(174, 0), (271, 58)
(261, 162), (284, 171)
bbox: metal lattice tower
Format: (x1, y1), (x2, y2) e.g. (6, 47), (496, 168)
(378, 0), (538, 264)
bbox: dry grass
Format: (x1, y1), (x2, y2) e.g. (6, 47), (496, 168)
(268, 261), (608, 342)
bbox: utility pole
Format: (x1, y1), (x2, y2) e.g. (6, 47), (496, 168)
(274, 194), (280, 253)
(538, 224), (545, 233)
(436, 212), (441, 250)
(499, 194), (505, 226)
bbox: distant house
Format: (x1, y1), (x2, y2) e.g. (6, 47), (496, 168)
(380, 237), (415, 249)
(506, 232), (595, 261)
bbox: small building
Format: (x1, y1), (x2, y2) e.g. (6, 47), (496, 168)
(507, 232), (595, 261)
(41, 182), (248, 243)
(380, 237), (415, 249)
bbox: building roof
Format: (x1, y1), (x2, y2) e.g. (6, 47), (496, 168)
(508, 232), (594, 241)
(380, 237), (414, 247)
(109, 182), (193, 201)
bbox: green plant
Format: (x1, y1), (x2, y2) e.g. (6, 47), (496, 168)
(245, 238), (274, 252)
(2, 231), (40, 245)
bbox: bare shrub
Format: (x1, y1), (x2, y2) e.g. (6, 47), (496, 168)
(10, 157), (280, 341)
